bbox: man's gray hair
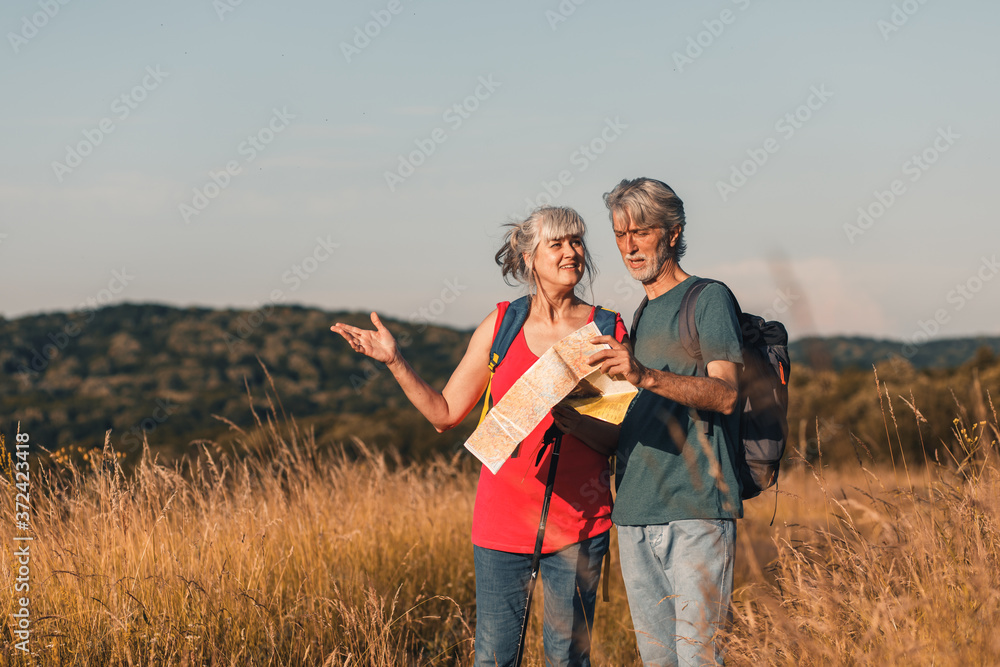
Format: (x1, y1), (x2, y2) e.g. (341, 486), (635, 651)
(603, 178), (687, 260)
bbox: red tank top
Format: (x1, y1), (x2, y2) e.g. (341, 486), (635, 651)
(470, 305), (626, 553)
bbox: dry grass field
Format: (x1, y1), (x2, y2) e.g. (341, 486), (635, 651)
(1, 376), (998, 666)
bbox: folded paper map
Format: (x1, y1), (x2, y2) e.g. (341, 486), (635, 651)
(464, 322), (638, 474)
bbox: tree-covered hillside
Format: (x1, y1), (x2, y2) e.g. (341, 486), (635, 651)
(789, 335), (1000, 372)
(1, 303), (477, 460)
(2, 303), (997, 468)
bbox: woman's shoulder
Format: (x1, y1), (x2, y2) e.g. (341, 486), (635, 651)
(476, 306), (502, 336)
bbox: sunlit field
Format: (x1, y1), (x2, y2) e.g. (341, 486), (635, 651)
(2, 377), (998, 666)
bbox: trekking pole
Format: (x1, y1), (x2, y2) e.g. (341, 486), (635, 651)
(513, 423), (563, 667)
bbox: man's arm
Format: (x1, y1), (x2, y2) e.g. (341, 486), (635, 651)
(587, 336), (739, 415)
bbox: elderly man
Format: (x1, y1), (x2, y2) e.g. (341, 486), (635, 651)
(588, 177), (743, 666)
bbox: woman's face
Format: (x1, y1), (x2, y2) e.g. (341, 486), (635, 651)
(529, 234), (586, 291)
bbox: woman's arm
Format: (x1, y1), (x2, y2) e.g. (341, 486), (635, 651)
(331, 310), (497, 432)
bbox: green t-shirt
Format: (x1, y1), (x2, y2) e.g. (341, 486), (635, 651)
(612, 276), (744, 525)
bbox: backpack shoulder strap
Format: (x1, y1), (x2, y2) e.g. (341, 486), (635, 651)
(593, 306), (618, 337)
(678, 278), (734, 436)
(629, 296), (649, 342)
(678, 278), (720, 369)
(488, 296), (530, 371)
(478, 296), (530, 426)
(680, 276), (746, 372)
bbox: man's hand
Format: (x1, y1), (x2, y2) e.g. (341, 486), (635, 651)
(587, 335), (648, 387)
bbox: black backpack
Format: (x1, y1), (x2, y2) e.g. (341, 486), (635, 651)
(630, 279), (790, 500)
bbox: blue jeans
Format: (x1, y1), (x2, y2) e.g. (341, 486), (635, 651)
(473, 531), (610, 667)
(617, 520), (735, 667)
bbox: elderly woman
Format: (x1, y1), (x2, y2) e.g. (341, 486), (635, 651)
(331, 206), (626, 667)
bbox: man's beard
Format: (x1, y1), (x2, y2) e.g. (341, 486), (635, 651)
(625, 237), (672, 283)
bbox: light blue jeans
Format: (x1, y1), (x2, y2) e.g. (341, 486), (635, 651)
(473, 531), (610, 667)
(617, 520), (736, 666)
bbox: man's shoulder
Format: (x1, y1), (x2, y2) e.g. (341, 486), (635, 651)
(691, 279), (739, 317)
(691, 278), (731, 301)
(689, 279), (744, 365)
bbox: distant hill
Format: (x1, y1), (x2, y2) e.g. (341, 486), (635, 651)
(0, 303), (476, 460)
(2, 303), (998, 462)
(789, 336), (1000, 372)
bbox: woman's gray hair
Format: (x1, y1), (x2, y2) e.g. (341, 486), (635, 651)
(603, 178), (687, 260)
(494, 206), (596, 294)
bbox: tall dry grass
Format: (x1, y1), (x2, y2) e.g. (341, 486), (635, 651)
(724, 377), (1000, 666)
(1, 373), (998, 666)
(0, 394), (479, 666)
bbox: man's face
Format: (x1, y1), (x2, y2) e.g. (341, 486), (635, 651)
(612, 211), (671, 283)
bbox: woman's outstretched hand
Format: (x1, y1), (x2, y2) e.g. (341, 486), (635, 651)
(330, 312), (400, 365)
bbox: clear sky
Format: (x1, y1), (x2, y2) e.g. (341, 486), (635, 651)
(2, 0), (997, 345)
